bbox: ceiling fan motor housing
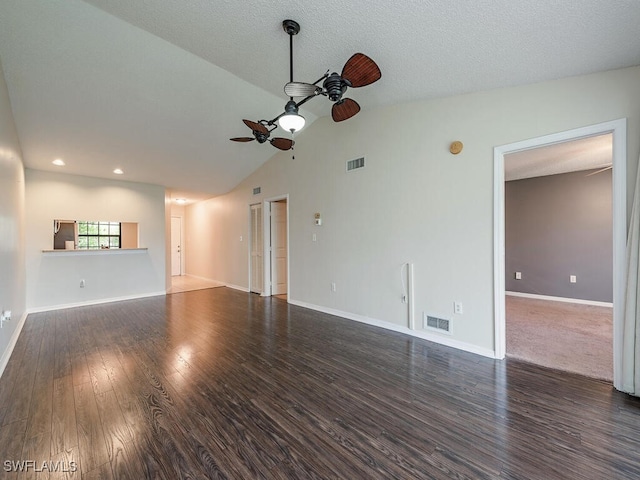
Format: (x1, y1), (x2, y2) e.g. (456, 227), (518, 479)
(254, 131), (268, 143)
(323, 73), (348, 102)
(283, 100), (299, 115)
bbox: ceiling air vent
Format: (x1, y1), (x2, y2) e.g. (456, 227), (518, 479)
(423, 314), (452, 335)
(253, 187), (261, 195)
(346, 157), (365, 172)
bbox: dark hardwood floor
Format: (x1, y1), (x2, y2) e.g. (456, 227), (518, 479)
(1, 287), (640, 479)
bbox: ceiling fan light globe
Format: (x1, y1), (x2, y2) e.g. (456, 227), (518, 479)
(278, 114), (305, 133)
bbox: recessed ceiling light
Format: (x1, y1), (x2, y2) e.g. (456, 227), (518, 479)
(175, 198), (187, 205)
(113, 168), (124, 175)
(52, 158), (65, 166)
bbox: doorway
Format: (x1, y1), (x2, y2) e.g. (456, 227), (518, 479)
(503, 134), (613, 380)
(270, 199), (288, 298)
(251, 196), (289, 298)
(493, 119), (627, 389)
(171, 216), (182, 277)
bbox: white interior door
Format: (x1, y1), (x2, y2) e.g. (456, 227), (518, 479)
(270, 200), (288, 295)
(171, 216), (182, 276)
(250, 204), (264, 294)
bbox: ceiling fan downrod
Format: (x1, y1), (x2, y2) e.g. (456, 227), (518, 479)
(282, 20), (300, 92)
(278, 19), (306, 137)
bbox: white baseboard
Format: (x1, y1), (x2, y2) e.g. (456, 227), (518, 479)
(0, 311), (28, 379)
(506, 291), (613, 307)
(288, 299), (497, 359)
(226, 284), (250, 293)
(177, 273), (209, 281)
(27, 291), (166, 314)
(181, 274), (225, 285)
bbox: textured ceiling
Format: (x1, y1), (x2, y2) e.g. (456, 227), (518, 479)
(0, 0), (638, 199)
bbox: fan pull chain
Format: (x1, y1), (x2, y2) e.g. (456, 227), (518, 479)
(290, 131), (295, 160)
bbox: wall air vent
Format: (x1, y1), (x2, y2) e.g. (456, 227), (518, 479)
(253, 187), (261, 195)
(346, 157), (365, 172)
(423, 314), (452, 335)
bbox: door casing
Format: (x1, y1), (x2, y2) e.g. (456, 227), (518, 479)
(493, 119), (627, 390)
(253, 194), (290, 297)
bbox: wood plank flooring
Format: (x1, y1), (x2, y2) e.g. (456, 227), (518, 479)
(1, 287), (640, 479)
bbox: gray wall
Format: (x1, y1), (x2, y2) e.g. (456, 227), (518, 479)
(505, 168), (612, 302)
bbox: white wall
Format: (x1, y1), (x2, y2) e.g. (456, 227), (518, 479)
(171, 204), (185, 217)
(25, 170), (166, 310)
(186, 66), (640, 356)
(0, 59), (26, 375)
(185, 194), (248, 290)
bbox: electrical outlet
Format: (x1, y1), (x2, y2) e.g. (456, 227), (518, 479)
(570, 275), (577, 283)
(454, 302), (463, 315)
(515, 271), (522, 280)
(331, 282), (336, 292)
(80, 279), (85, 288)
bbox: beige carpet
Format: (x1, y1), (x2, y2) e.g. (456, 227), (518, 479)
(506, 295), (613, 381)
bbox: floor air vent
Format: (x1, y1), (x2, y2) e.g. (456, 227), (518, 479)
(346, 157), (365, 172)
(424, 314), (452, 334)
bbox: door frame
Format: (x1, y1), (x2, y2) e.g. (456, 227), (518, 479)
(493, 118), (627, 389)
(261, 194), (290, 297)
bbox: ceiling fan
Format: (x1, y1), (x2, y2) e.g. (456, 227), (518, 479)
(230, 19), (381, 149)
(229, 119), (294, 151)
(284, 50), (382, 122)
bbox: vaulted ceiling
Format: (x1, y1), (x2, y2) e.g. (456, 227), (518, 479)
(1, 1), (639, 201)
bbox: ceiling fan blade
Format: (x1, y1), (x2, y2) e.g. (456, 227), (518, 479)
(285, 82), (322, 97)
(331, 98), (360, 122)
(270, 137), (294, 151)
(341, 53), (381, 88)
(242, 119), (268, 134)
(230, 137), (255, 142)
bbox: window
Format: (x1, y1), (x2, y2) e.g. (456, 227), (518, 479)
(77, 221), (121, 249)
